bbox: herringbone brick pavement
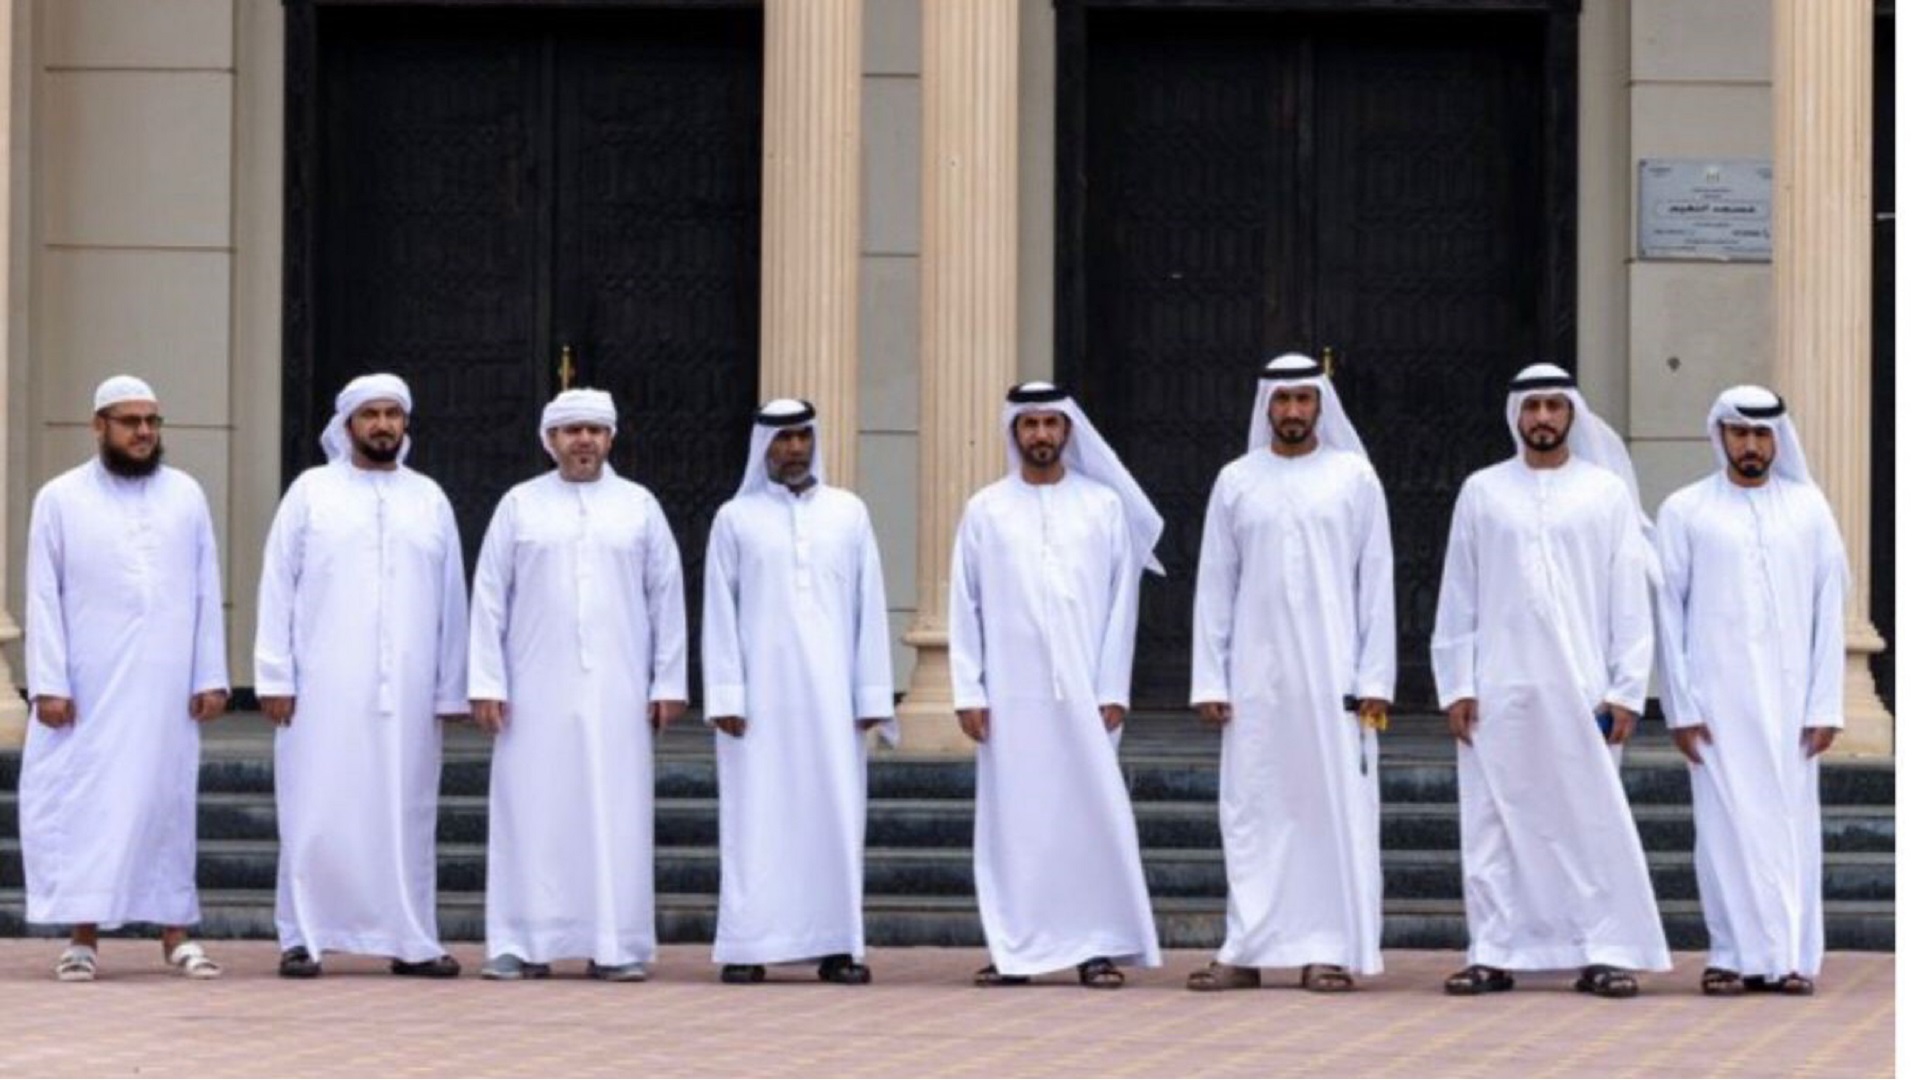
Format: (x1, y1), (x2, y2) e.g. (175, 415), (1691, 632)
(0, 943), (1892, 1077)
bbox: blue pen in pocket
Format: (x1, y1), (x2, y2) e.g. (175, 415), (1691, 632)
(1595, 706), (1614, 739)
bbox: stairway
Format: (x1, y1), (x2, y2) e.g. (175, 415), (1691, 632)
(0, 712), (1894, 949)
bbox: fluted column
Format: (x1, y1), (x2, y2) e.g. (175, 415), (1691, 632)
(1773, 0), (1890, 754)
(0, 0), (25, 748)
(758, 0), (863, 484)
(896, 0), (1020, 753)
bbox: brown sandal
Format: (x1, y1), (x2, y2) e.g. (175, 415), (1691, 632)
(1186, 962), (1260, 992)
(973, 964), (1030, 987)
(1701, 967), (1746, 995)
(1077, 957), (1125, 990)
(1301, 964), (1356, 993)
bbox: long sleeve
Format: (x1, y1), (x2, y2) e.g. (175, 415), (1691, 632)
(1188, 472), (1238, 705)
(1803, 497), (1850, 729)
(1351, 467), (1397, 702)
(1094, 496), (1141, 711)
(252, 480), (306, 696)
(432, 494), (471, 716)
(23, 487), (70, 699)
(948, 508), (989, 711)
(852, 506), (899, 744)
(1430, 480), (1480, 709)
(1652, 499), (1703, 728)
(189, 486), (230, 695)
(699, 506), (745, 718)
(466, 494), (517, 702)
(644, 499), (688, 702)
(1602, 491), (1655, 714)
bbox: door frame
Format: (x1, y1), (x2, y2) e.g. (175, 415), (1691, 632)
(1052, 0), (1581, 388)
(279, 0), (761, 486)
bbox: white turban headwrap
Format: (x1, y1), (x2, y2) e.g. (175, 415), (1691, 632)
(1003, 382), (1165, 576)
(321, 373), (413, 465)
(738, 398), (827, 497)
(1706, 384), (1812, 485)
(1505, 362), (1659, 584)
(540, 388), (618, 461)
(1246, 352), (1369, 459)
(93, 375), (157, 412)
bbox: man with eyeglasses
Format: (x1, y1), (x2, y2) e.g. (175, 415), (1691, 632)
(18, 375), (230, 982)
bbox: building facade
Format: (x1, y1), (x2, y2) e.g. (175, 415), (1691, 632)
(0, 0), (1893, 752)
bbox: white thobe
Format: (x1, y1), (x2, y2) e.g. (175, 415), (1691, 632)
(19, 462), (228, 928)
(1431, 457), (1670, 972)
(1655, 474), (1846, 979)
(1191, 447), (1395, 973)
(703, 483), (896, 965)
(951, 472), (1162, 976)
(468, 470), (686, 967)
(255, 461), (469, 962)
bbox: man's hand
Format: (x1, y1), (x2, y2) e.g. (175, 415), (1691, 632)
(261, 695), (296, 727)
(1605, 703), (1639, 746)
(651, 700), (687, 733)
(1356, 698), (1391, 731)
(1802, 726), (1838, 758)
(958, 708), (990, 744)
(33, 696), (75, 728)
(857, 717), (887, 732)
(712, 715), (747, 738)
(1671, 723), (1712, 765)
(472, 699), (508, 735)
(1196, 701), (1232, 728)
(1446, 698), (1478, 746)
(1100, 704), (1127, 732)
(189, 690), (229, 723)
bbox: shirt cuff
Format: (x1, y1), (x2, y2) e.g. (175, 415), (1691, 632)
(704, 684), (745, 719)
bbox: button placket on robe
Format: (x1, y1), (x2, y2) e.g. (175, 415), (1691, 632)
(1524, 472), (1558, 622)
(790, 490), (814, 596)
(574, 485), (594, 673)
(125, 477), (160, 612)
(374, 478), (396, 715)
(1037, 486), (1070, 702)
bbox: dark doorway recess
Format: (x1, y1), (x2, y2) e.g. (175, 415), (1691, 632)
(1058, 1), (1577, 707)
(284, 1), (763, 679)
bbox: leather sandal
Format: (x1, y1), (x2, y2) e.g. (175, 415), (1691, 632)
(1574, 964), (1639, 998)
(1077, 957), (1125, 990)
(1443, 964), (1514, 996)
(817, 954), (872, 985)
(1701, 967), (1746, 995)
(1300, 963), (1356, 993)
(1186, 962), (1260, 992)
(720, 964), (766, 985)
(389, 954), (461, 978)
(973, 963), (1030, 987)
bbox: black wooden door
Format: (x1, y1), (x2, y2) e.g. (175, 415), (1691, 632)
(306, 5), (761, 646)
(1076, 10), (1551, 707)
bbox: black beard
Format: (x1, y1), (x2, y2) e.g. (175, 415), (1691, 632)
(1272, 423), (1313, 446)
(1524, 427), (1568, 453)
(1734, 457), (1771, 479)
(1019, 443), (1060, 469)
(354, 437), (401, 464)
(102, 441), (163, 478)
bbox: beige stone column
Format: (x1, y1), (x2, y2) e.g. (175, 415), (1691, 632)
(0, 0), (25, 748)
(758, 0), (863, 485)
(1773, 0), (1890, 754)
(895, 0), (1020, 753)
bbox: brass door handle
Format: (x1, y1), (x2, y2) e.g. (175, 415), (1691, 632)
(558, 344), (576, 391)
(1321, 345), (1336, 378)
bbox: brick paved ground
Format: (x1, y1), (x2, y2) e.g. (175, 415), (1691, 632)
(0, 943), (1892, 1078)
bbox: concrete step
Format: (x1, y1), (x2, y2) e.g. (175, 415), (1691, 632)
(0, 887), (1893, 953)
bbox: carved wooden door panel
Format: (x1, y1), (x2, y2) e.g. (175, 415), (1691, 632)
(1079, 10), (1547, 707)
(308, 4), (762, 657)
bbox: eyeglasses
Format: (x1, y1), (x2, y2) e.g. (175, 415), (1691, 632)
(105, 413), (164, 431)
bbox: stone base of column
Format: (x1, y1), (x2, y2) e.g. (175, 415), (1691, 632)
(0, 615), (23, 748)
(1831, 630), (1892, 756)
(893, 625), (975, 756)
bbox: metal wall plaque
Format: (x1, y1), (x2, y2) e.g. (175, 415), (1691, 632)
(1638, 159), (1773, 261)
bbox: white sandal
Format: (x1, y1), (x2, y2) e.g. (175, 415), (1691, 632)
(167, 941), (222, 980)
(54, 944), (97, 982)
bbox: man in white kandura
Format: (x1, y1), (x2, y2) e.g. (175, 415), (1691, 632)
(703, 399), (896, 986)
(1188, 352), (1395, 993)
(1431, 362), (1670, 998)
(256, 373), (469, 979)
(951, 381), (1164, 990)
(19, 376), (229, 982)
(1655, 386), (1847, 997)
(469, 388), (687, 982)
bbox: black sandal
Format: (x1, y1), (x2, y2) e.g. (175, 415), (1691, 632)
(973, 964), (1030, 987)
(1574, 964), (1639, 998)
(278, 946), (322, 979)
(1701, 967), (1746, 996)
(1077, 957), (1125, 990)
(389, 954), (461, 978)
(817, 954), (872, 985)
(1443, 964), (1514, 996)
(721, 964), (766, 984)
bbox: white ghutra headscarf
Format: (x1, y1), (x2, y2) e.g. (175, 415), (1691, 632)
(737, 398), (827, 497)
(321, 373), (413, 465)
(1706, 384), (1813, 485)
(1246, 352), (1370, 459)
(539, 388), (618, 461)
(1003, 381), (1165, 575)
